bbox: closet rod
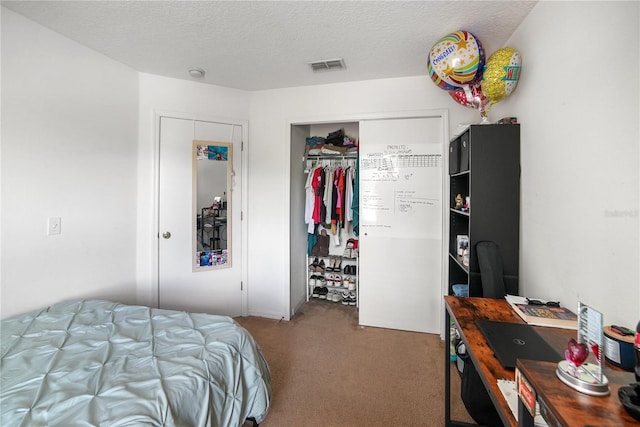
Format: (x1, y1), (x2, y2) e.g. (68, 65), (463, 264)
(304, 155), (357, 161)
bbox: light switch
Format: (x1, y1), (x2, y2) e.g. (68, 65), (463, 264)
(47, 217), (61, 235)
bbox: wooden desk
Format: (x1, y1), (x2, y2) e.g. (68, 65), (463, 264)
(516, 359), (638, 427)
(444, 296), (637, 427)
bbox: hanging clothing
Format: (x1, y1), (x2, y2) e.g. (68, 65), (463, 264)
(344, 166), (354, 225)
(305, 165), (316, 234)
(322, 167), (333, 228)
(311, 166), (324, 225)
(351, 155), (360, 236)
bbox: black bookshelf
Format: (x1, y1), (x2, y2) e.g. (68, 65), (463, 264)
(448, 124), (520, 297)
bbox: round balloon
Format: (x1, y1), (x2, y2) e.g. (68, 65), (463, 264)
(428, 30), (485, 90)
(448, 82), (491, 121)
(481, 47), (522, 104)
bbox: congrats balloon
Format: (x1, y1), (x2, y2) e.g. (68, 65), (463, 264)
(428, 30), (485, 90)
(481, 47), (522, 104)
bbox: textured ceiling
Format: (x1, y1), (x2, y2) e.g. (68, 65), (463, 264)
(2, 1), (537, 91)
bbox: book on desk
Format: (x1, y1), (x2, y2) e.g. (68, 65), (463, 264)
(505, 294), (578, 330)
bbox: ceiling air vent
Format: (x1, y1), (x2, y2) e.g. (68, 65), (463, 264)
(308, 58), (346, 72)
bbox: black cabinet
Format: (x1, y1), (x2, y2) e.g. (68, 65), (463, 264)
(448, 124), (520, 297)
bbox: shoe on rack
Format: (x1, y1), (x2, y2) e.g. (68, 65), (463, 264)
(325, 290), (333, 301)
(348, 291), (357, 306)
(334, 258), (342, 272)
(309, 275), (317, 288)
(343, 276), (350, 288)
(332, 291), (341, 303)
(316, 259), (325, 273)
(309, 257), (318, 271)
(319, 287), (329, 299)
(348, 279), (356, 291)
(333, 274), (341, 287)
(312, 287), (321, 298)
(341, 291), (350, 306)
(326, 257), (335, 272)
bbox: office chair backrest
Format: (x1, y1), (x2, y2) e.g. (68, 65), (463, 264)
(476, 241), (506, 299)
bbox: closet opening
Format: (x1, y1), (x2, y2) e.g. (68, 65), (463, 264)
(289, 111), (446, 334)
(290, 122), (360, 317)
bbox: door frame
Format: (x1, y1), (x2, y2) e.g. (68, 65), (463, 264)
(151, 110), (249, 315)
(285, 109), (449, 333)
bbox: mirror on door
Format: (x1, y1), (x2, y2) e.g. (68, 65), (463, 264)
(193, 140), (232, 270)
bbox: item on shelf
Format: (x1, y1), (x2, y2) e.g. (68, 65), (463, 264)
(341, 291), (357, 306)
(308, 257), (319, 272)
(325, 128), (345, 146)
(452, 284), (469, 297)
(325, 258), (335, 272)
(635, 321), (640, 381)
(618, 383), (640, 421)
(455, 193), (464, 209)
(310, 228), (330, 257)
(331, 292), (341, 303)
(456, 235), (469, 256)
(343, 238), (359, 258)
(603, 325), (635, 371)
(497, 117), (518, 124)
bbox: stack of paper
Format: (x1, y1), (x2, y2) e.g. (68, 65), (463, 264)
(497, 379), (548, 426)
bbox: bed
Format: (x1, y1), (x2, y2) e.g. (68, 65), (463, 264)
(0, 300), (271, 427)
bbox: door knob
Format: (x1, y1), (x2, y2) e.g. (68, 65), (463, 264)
(162, 231), (171, 239)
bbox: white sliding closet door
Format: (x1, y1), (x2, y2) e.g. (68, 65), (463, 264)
(358, 117), (443, 333)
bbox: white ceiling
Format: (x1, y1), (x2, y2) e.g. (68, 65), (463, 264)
(2, 1), (537, 91)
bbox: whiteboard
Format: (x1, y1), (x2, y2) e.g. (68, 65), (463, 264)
(360, 142), (442, 239)
(358, 116), (443, 333)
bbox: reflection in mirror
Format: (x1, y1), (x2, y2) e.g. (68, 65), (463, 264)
(193, 140), (232, 270)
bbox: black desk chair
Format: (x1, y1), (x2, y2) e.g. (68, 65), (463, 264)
(476, 241), (507, 299)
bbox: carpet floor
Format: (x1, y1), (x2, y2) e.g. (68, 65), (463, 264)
(236, 300), (474, 426)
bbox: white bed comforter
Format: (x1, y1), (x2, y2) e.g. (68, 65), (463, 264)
(0, 300), (271, 427)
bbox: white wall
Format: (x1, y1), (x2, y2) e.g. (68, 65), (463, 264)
(1, 8), (139, 318)
(135, 73), (249, 306)
(490, 1), (639, 326)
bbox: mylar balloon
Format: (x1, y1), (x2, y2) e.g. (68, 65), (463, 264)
(428, 30), (486, 90)
(448, 82), (492, 122)
(481, 47), (522, 104)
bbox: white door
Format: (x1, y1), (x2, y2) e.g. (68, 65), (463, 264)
(158, 116), (244, 316)
(358, 116), (443, 333)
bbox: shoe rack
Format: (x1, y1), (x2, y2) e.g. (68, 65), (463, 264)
(307, 255), (359, 307)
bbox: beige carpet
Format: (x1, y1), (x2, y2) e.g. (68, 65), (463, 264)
(236, 300), (474, 426)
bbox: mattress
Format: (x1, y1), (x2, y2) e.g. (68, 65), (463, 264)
(0, 300), (271, 427)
